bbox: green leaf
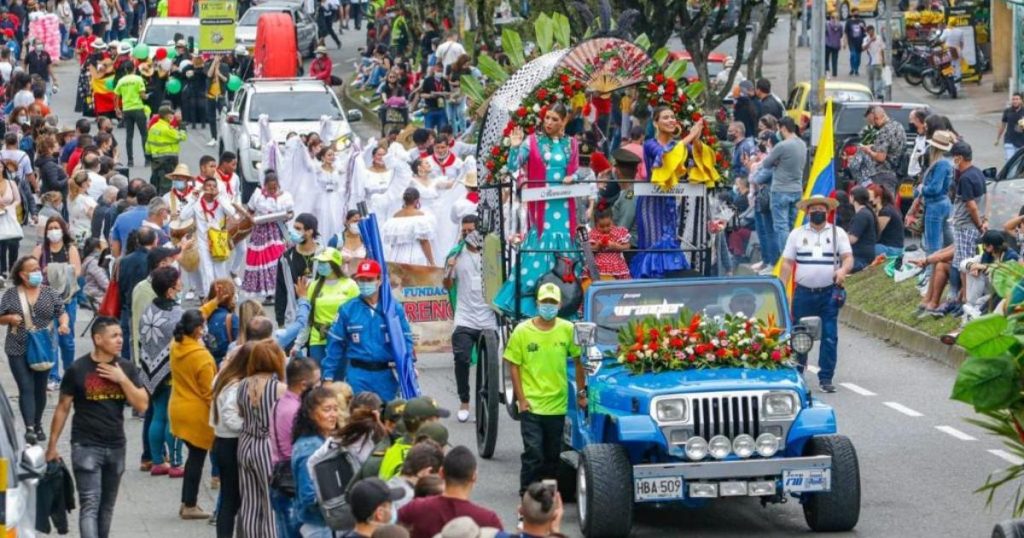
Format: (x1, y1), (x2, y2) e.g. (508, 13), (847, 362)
(460, 74), (486, 106)
(959, 314), (1017, 359)
(653, 47), (669, 67)
(951, 355), (1021, 411)
(993, 262), (1024, 302)
(634, 33), (651, 51)
(476, 54), (508, 85)
(534, 13), (553, 54)
(685, 81), (706, 100)
(502, 28), (525, 68)
(552, 13), (571, 48)
(664, 59), (689, 81)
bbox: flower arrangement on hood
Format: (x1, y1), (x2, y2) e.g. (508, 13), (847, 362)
(614, 311), (791, 375)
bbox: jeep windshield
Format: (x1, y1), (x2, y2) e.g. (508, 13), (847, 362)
(141, 23), (199, 46)
(247, 91), (343, 122)
(588, 281), (786, 345)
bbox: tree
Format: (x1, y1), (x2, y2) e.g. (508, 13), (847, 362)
(787, 0), (799, 95)
(745, 0), (780, 81)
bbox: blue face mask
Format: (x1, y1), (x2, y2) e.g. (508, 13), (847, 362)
(173, 180), (187, 190)
(537, 304), (559, 321)
(317, 263), (332, 277)
(27, 271), (43, 287)
(358, 281), (378, 298)
(289, 229), (304, 244)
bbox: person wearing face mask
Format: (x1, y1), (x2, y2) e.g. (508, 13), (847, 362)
(178, 176), (237, 295)
(328, 209), (367, 275)
(0, 255), (69, 439)
(275, 213), (321, 327)
(728, 121), (757, 180)
(146, 106), (188, 194)
(322, 259), (413, 401)
(443, 222), (495, 422)
(382, 187), (438, 267)
(778, 195), (854, 393)
(415, 63), (451, 131)
(309, 45), (333, 85)
(31, 216), (82, 391)
(243, 171), (293, 297)
(306, 247), (358, 364)
(503, 283), (585, 496)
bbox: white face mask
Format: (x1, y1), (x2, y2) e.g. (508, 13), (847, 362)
(348, 223), (359, 234)
(46, 230), (62, 243)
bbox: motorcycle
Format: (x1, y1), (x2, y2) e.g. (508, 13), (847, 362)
(921, 47), (958, 99)
(892, 39), (931, 86)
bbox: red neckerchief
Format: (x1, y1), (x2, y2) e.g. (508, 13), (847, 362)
(171, 185), (193, 201)
(466, 191), (480, 204)
(432, 151), (455, 176)
(418, 147), (430, 159)
(216, 168), (234, 195)
(200, 196), (219, 220)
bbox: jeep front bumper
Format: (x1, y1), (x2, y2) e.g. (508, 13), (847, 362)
(631, 455), (832, 502)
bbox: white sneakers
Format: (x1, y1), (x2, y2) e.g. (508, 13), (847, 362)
(457, 409), (470, 423)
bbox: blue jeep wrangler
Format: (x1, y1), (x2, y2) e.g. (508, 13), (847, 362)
(560, 276), (861, 537)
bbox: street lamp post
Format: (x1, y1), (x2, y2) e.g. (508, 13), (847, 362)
(809, 0), (825, 116)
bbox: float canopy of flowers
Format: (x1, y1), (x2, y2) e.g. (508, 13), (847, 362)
(484, 44), (729, 184)
(614, 311), (792, 375)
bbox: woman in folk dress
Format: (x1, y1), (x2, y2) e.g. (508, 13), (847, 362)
(242, 171), (293, 297)
(178, 177), (237, 296)
(351, 141), (400, 224)
(314, 146), (348, 241)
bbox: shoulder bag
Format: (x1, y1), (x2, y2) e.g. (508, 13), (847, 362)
(208, 217), (232, 261)
(269, 397), (297, 497)
(18, 289), (55, 372)
(0, 179), (21, 241)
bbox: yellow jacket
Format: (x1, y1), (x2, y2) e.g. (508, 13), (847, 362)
(145, 118), (187, 158)
(169, 335), (217, 450)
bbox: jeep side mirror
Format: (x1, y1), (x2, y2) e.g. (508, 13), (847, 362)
(346, 109), (363, 123)
(573, 321), (597, 348)
(983, 167), (998, 180)
(797, 316), (822, 340)
(19, 444), (45, 480)
(225, 111), (240, 125)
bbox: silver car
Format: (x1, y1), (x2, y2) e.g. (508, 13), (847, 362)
(139, 17), (200, 50)
(235, 2), (319, 59)
(0, 383), (47, 536)
(219, 78), (356, 189)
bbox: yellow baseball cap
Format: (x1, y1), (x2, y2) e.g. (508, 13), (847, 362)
(537, 283), (561, 303)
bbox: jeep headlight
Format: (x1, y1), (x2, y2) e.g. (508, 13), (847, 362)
(732, 434), (755, 458)
(708, 435), (731, 460)
(755, 433), (779, 457)
(762, 392), (797, 419)
(685, 436), (708, 460)
(655, 398), (687, 422)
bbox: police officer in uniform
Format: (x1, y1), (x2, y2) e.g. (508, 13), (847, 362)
(610, 148), (641, 265)
(323, 259), (415, 401)
(355, 399), (407, 482)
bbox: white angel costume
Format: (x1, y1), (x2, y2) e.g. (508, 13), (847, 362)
(314, 165), (348, 241)
(350, 139), (402, 224)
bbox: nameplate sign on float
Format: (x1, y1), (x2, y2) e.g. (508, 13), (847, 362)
(633, 183), (706, 197)
(520, 183), (595, 202)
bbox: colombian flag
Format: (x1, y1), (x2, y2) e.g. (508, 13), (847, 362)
(773, 99), (836, 285)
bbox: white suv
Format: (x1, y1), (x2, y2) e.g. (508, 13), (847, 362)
(218, 78), (358, 199)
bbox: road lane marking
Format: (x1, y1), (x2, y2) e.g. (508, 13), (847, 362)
(935, 425), (976, 441)
(883, 402), (923, 417)
(807, 365), (820, 374)
(839, 383), (876, 396)
(989, 449), (1024, 466)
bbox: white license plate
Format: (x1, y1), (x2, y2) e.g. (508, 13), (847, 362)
(634, 476), (684, 501)
(783, 469), (831, 492)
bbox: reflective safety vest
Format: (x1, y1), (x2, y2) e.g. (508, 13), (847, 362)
(307, 277), (359, 346)
(145, 118), (187, 158)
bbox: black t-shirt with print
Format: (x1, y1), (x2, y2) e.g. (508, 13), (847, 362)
(60, 354), (143, 448)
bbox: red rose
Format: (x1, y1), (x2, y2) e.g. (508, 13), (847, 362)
(563, 85), (572, 96)
(654, 73), (665, 84)
(670, 337), (685, 348)
(771, 350), (782, 361)
(715, 152), (724, 163)
(716, 348), (729, 358)
(560, 74), (570, 84)
(574, 81), (584, 91)
(647, 82), (658, 92)
(526, 126), (536, 134)
(491, 146), (501, 156)
(649, 328), (660, 340)
(485, 160), (496, 170)
(691, 112), (703, 122)
(627, 353), (638, 363)
(717, 330), (728, 338)
(679, 94), (688, 104)
(539, 107), (548, 119)
(516, 107), (528, 118)
(537, 88), (548, 100)
(707, 135), (717, 145)
(649, 98), (659, 106)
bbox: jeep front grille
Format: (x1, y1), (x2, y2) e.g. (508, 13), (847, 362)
(692, 395), (760, 440)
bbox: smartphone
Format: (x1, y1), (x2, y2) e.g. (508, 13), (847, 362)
(541, 479), (557, 492)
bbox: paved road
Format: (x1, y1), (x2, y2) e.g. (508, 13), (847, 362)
(15, 14), (1018, 538)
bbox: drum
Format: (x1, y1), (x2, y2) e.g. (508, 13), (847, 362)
(169, 217), (196, 240)
(227, 204), (255, 245)
(179, 239), (201, 271)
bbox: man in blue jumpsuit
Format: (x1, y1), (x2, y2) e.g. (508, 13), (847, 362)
(323, 259), (414, 401)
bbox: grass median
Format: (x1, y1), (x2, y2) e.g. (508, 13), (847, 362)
(845, 264), (960, 339)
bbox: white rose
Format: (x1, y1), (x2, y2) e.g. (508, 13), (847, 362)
(503, 137), (511, 146)
(657, 86), (665, 95)
(533, 103), (541, 113)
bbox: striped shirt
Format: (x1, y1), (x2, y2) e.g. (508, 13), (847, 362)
(782, 224), (852, 289)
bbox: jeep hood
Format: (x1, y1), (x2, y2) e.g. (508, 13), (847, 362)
(593, 359), (805, 397)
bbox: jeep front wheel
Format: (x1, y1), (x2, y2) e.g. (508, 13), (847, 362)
(577, 444), (633, 538)
(803, 435), (861, 532)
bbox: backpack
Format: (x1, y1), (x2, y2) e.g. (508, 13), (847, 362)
(308, 439), (362, 531)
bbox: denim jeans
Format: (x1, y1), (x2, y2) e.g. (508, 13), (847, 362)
(50, 298), (77, 382)
(424, 108), (449, 131)
(72, 444), (126, 538)
(874, 244), (903, 258)
(9, 353), (48, 430)
(300, 523), (335, 537)
(754, 209), (778, 266)
(923, 198), (951, 255)
(271, 488), (301, 538)
(771, 191), (801, 256)
(1005, 143), (1019, 162)
(148, 384), (182, 466)
(446, 100), (465, 135)
(792, 285), (840, 384)
(849, 47), (862, 74)
(308, 344), (325, 366)
(119, 310), (132, 359)
(519, 412), (564, 495)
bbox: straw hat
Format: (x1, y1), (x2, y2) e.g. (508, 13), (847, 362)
(91, 39), (107, 50)
(795, 194), (839, 211)
(138, 62), (154, 77)
(463, 170), (478, 188)
(165, 163), (194, 180)
(315, 45), (328, 55)
(927, 130), (956, 152)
